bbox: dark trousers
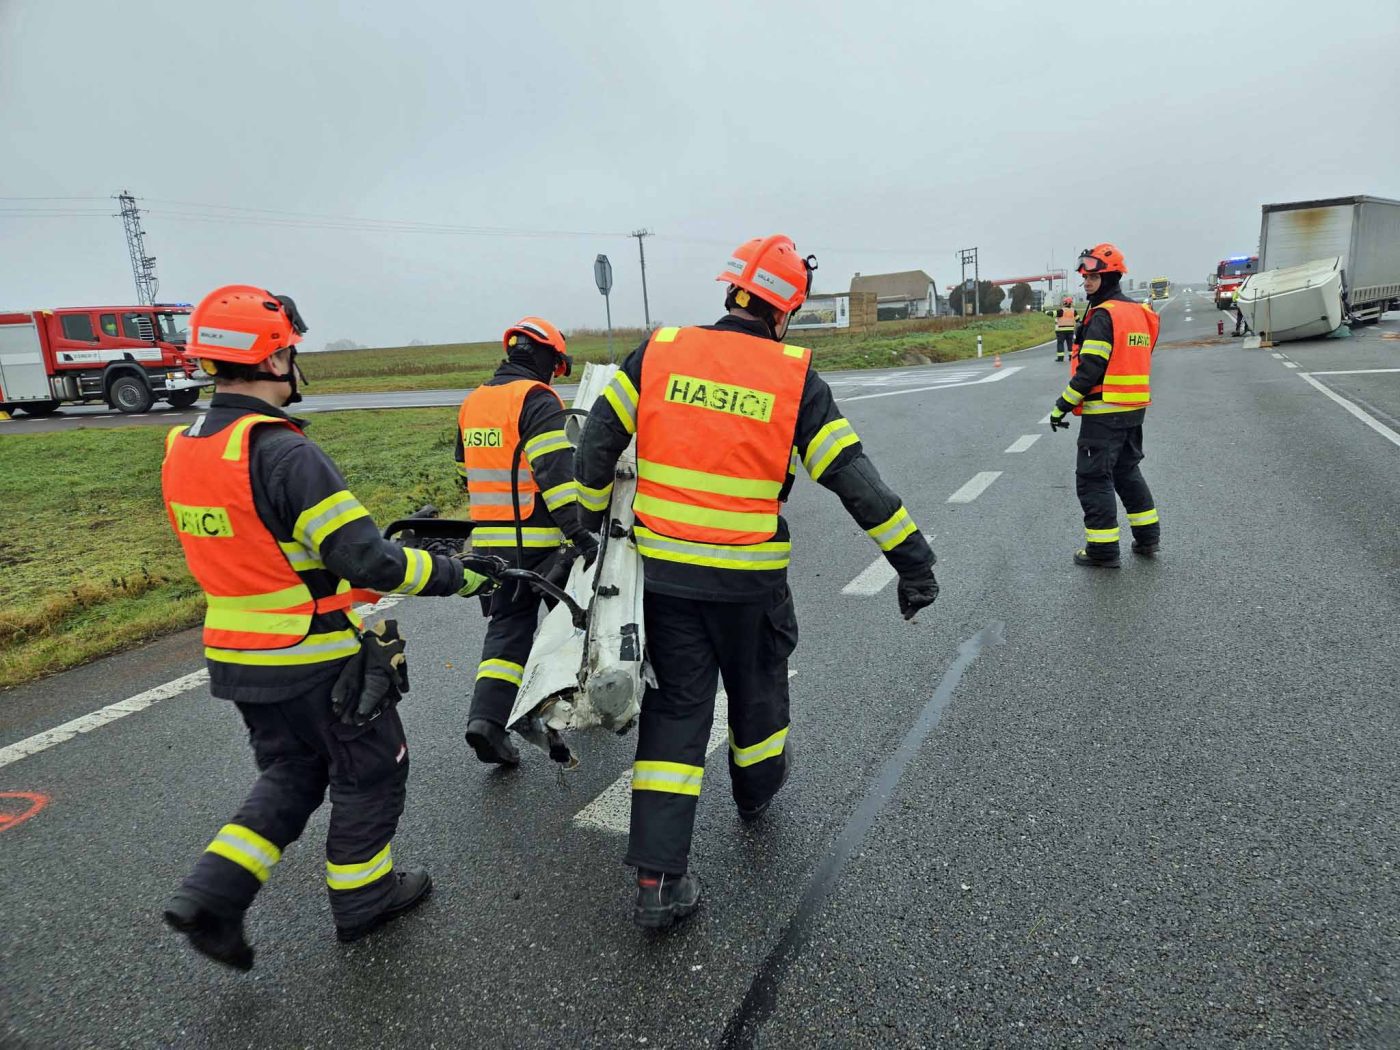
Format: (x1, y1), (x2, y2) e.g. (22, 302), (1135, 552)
(1076, 416), (1160, 559)
(625, 588), (797, 874)
(181, 679), (409, 928)
(467, 547), (553, 726)
(1233, 308), (1249, 335)
(1055, 331), (1074, 360)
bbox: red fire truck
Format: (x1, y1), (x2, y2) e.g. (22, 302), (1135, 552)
(1210, 255), (1259, 311)
(0, 304), (210, 416)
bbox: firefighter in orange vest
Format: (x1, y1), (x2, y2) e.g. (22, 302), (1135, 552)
(1052, 295), (1077, 362)
(161, 285), (493, 970)
(455, 317), (598, 764)
(575, 236), (939, 928)
(1048, 245), (1162, 566)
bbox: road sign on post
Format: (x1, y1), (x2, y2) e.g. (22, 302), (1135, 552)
(595, 254), (615, 362)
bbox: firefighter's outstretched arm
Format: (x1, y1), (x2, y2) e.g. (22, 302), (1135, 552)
(261, 436), (474, 597)
(574, 345), (646, 533)
(792, 370), (937, 619)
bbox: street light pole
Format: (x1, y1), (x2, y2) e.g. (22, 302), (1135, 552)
(631, 228), (653, 330)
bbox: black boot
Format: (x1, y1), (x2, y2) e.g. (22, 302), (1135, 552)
(633, 869), (702, 930)
(163, 893), (254, 972)
(1073, 548), (1120, 568)
(737, 747), (793, 823)
(1132, 540), (1160, 556)
(465, 718), (520, 765)
(336, 869), (434, 943)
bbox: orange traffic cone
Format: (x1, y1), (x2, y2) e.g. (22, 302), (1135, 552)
(993, 353), (1002, 369)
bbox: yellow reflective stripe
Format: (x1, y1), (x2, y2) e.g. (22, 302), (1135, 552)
(294, 490), (370, 553)
(1080, 401), (1141, 415)
(1085, 527), (1121, 543)
(1060, 385), (1085, 406)
(204, 607), (311, 637)
(541, 480), (579, 510)
(577, 480), (613, 512)
(279, 540), (324, 571)
(653, 327), (680, 343)
(788, 448), (798, 477)
(802, 417), (860, 481)
(477, 658), (524, 686)
(393, 546), (433, 595)
(525, 429), (572, 461)
(866, 505), (917, 552)
(633, 493), (777, 534)
(471, 526), (564, 548)
(326, 842), (393, 891)
(205, 583), (313, 612)
(1127, 508), (1159, 526)
(637, 459), (782, 500)
(1100, 391), (1151, 403)
(455, 462), (469, 479)
(220, 414), (281, 461)
(1104, 374), (1149, 384)
(205, 823), (282, 884)
(729, 725), (789, 768)
(782, 344), (807, 358)
(632, 759), (704, 796)
(1079, 341), (1112, 360)
(602, 372), (639, 434)
(164, 425), (187, 454)
(205, 629), (360, 666)
(633, 527), (790, 571)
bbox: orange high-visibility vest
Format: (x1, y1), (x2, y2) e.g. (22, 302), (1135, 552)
(161, 414), (374, 660)
(634, 326), (809, 546)
(1055, 307), (1076, 330)
(458, 380), (562, 522)
(1070, 300), (1160, 416)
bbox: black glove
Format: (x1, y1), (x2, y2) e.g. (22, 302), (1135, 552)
(1049, 407), (1071, 431)
(331, 620), (409, 726)
(452, 551), (506, 595)
(897, 569), (940, 621)
(573, 532), (600, 571)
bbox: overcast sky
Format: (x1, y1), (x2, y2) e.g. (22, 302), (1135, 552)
(3, 0), (1397, 348)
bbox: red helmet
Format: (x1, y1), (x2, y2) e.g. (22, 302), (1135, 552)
(1061, 295), (1074, 306)
(504, 316), (571, 377)
(188, 285), (306, 364)
(716, 235), (816, 314)
(1077, 243), (1128, 276)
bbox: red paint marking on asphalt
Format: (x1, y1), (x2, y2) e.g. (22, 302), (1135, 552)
(0, 791), (50, 833)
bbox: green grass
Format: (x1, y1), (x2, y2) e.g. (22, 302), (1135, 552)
(0, 410), (468, 691)
(303, 315), (1054, 394)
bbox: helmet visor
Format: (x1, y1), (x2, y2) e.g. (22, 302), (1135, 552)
(1077, 250), (1108, 274)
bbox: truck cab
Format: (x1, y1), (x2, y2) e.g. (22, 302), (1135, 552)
(1213, 256), (1259, 311)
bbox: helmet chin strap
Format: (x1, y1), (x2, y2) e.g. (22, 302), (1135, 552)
(250, 348), (308, 404)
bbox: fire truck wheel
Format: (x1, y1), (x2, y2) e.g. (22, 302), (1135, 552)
(166, 389), (201, 410)
(16, 400), (60, 417)
(108, 375), (155, 414)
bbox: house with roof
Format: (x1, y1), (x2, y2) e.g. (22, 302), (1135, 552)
(849, 270), (942, 320)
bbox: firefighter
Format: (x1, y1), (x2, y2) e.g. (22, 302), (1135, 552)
(1048, 245), (1162, 566)
(456, 317), (598, 765)
(1231, 286), (1249, 336)
(575, 235), (939, 928)
(1052, 295), (1077, 362)
(161, 285), (493, 970)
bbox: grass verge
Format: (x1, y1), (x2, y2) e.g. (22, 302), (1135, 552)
(0, 409), (468, 692)
(302, 314), (1054, 394)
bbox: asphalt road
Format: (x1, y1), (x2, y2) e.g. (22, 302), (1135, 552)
(3, 297), (1398, 1049)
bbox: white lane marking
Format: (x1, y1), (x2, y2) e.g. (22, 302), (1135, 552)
(1005, 434), (1041, 454)
(1271, 353), (1284, 359)
(0, 670), (210, 770)
(1298, 374), (1400, 449)
(1038, 412), (1053, 425)
(842, 532), (936, 596)
(947, 471), (1002, 503)
(1284, 362), (1299, 369)
(0, 597), (399, 770)
(1305, 368), (1400, 376)
(840, 366), (1022, 403)
(573, 671), (799, 834)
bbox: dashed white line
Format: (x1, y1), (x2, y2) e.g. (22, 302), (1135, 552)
(1038, 412), (1053, 425)
(1284, 362), (1298, 369)
(1297, 374), (1400, 449)
(842, 533), (936, 596)
(947, 471), (1002, 503)
(573, 670), (799, 834)
(1271, 352), (1284, 360)
(1004, 434), (1041, 454)
(840, 366), (1022, 402)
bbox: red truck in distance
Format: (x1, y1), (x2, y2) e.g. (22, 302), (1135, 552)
(1210, 255), (1259, 311)
(0, 304), (211, 416)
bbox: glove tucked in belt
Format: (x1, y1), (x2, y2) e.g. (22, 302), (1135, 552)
(331, 620), (410, 726)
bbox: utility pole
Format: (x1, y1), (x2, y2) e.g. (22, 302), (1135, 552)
(957, 247), (980, 316)
(631, 228), (653, 329)
(115, 191), (159, 305)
